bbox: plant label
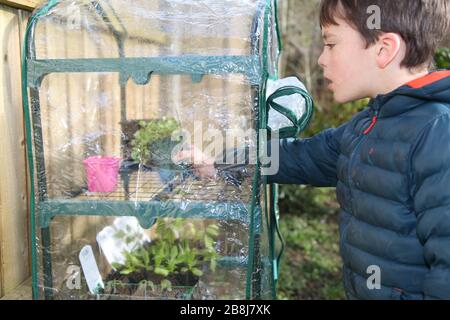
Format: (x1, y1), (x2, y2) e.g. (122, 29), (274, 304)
(79, 245), (104, 294)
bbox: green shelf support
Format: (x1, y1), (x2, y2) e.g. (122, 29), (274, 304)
(217, 256), (249, 269)
(27, 55), (262, 88)
(38, 199), (254, 229)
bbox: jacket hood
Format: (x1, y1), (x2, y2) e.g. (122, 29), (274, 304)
(369, 70), (450, 117)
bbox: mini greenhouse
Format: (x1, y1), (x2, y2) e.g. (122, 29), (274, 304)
(22, 0), (314, 300)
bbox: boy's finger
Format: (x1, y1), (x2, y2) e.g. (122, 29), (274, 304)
(172, 150), (194, 162)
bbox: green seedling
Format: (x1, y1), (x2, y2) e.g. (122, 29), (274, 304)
(112, 218), (220, 288)
(130, 117), (181, 163)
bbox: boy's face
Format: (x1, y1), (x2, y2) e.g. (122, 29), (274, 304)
(318, 17), (376, 103)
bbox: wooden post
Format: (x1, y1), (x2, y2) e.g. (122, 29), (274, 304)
(0, 3), (30, 297)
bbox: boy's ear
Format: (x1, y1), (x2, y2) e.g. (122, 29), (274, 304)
(375, 32), (402, 69)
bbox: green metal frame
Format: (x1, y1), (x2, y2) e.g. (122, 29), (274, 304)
(39, 199), (251, 230)
(28, 56), (261, 88)
(267, 86), (315, 139)
(22, 0), (295, 301)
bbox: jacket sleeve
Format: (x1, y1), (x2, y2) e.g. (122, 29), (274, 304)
(266, 123), (346, 187)
(412, 113), (450, 300)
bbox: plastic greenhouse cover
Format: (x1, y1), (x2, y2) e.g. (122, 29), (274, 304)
(26, 0), (283, 300)
(32, 0), (268, 59)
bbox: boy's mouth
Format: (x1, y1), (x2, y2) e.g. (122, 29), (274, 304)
(325, 77), (334, 90)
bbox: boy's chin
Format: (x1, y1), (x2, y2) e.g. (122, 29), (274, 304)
(333, 94), (353, 104)
(333, 91), (368, 104)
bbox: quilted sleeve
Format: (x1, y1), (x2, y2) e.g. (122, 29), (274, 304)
(267, 123), (346, 187)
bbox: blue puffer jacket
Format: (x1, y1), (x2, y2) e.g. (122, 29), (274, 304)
(269, 70), (450, 300)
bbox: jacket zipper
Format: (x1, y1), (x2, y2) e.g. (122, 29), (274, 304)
(344, 108), (379, 233)
(363, 110), (379, 135)
(342, 102), (382, 287)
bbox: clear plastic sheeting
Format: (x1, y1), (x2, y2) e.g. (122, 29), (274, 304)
(33, 0), (266, 59)
(23, 0), (286, 300)
(266, 77), (308, 131)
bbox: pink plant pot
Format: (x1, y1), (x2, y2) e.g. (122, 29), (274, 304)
(83, 156), (121, 193)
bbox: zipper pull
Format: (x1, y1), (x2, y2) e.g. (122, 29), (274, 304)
(363, 112), (379, 135)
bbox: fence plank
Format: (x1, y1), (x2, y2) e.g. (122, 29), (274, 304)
(0, 1), (38, 11)
(18, 6), (31, 296)
(0, 4), (30, 297)
(0, 277), (31, 300)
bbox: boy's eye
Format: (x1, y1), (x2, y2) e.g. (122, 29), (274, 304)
(325, 44), (336, 49)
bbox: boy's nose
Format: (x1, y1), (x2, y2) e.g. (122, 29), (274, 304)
(318, 51), (326, 69)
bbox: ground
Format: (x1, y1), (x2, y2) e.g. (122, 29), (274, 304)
(277, 186), (345, 300)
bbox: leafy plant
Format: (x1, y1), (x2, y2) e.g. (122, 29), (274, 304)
(434, 48), (450, 69)
(277, 214), (344, 300)
(111, 219), (220, 288)
(130, 117), (180, 163)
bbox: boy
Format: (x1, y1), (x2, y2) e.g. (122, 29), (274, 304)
(176, 0), (449, 299)
(269, 0), (450, 299)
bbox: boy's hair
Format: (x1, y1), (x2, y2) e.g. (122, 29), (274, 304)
(320, 0), (450, 69)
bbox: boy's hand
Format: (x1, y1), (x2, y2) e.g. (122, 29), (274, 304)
(172, 144), (216, 179)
